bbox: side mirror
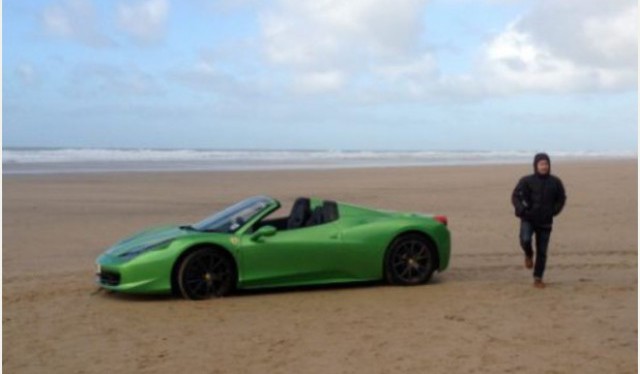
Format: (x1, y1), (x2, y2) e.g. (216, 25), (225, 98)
(251, 225), (277, 241)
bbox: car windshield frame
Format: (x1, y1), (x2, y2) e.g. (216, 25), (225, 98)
(192, 196), (275, 233)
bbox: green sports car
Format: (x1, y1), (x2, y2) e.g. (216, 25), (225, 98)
(96, 196), (451, 300)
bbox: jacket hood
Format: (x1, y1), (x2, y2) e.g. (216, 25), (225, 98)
(533, 152), (551, 175)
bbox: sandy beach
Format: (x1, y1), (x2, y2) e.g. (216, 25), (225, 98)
(3, 160), (637, 373)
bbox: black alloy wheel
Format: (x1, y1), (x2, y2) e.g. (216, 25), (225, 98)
(385, 234), (436, 285)
(177, 248), (235, 300)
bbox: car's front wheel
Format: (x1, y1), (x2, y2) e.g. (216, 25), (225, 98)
(177, 248), (236, 300)
(385, 234), (437, 285)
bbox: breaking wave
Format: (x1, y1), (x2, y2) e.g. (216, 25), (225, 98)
(2, 148), (635, 174)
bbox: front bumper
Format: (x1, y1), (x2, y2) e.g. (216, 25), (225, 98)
(96, 250), (175, 294)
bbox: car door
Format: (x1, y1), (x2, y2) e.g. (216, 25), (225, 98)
(239, 221), (345, 288)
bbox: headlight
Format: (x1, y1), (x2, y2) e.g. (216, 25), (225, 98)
(118, 239), (174, 260)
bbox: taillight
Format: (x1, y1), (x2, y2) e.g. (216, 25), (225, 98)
(434, 215), (448, 226)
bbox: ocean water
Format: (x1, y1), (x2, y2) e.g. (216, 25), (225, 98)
(2, 147), (635, 175)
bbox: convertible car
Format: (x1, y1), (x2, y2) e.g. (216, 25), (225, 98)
(96, 196), (451, 300)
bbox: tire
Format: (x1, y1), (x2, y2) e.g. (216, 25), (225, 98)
(177, 248), (236, 300)
(385, 234), (437, 285)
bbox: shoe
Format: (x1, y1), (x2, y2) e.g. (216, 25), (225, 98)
(533, 278), (546, 289)
(524, 256), (533, 269)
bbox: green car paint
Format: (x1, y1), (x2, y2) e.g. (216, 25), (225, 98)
(96, 196), (451, 296)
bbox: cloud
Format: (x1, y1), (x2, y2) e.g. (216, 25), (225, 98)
(66, 63), (164, 97)
(258, 0), (636, 99)
(117, 0), (170, 45)
(188, 0), (266, 13)
(15, 64), (40, 87)
(519, 0), (636, 69)
(170, 58), (239, 93)
(260, 0), (432, 93)
(292, 70), (345, 94)
(41, 0), (113, 47)
(478, 0), (637, 94)
(169, 52), (270, 104)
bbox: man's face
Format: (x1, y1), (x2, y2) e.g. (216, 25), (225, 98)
(536, 159), (550, 175)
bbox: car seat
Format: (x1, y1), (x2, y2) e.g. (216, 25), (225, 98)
(287, 197), (311, 229)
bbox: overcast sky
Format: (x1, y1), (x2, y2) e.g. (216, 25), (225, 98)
(4, 0), (638, 151)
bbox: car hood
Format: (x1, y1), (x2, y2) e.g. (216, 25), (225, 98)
(104, 225), (188, 257)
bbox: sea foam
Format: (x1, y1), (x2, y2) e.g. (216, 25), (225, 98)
(2, 148), (635, 174)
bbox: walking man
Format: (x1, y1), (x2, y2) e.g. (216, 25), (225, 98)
(511, 153), (566, 288)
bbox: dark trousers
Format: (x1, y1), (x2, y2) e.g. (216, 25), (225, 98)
(519, 221), (552, 279)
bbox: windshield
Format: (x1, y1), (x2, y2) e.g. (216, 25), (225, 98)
(192, 196), (274, 233)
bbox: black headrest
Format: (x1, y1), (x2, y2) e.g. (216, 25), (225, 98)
(323, 200), (339, 222)
(306, 206), (324, 227)
(287, 197), (311, 229)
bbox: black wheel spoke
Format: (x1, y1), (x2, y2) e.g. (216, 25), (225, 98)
(212, 260), (225, 271)
(185, 274), (202, 283)
(400, 266), (411, 278)
(205, 281), (214, 295)
(191, 262), (207, 274)
(409, 242), (419, 256)
(393, 260), (405, 267)
(198, 257), (210, 270)
(192, 281), (206, 294)
(208, 254), (217, 269)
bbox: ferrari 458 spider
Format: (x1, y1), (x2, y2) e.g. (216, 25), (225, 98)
(96, 196), (451, 300)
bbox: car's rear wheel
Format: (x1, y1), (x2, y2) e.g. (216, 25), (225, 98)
(385, 234), (437, 285)
(177, 248), (236, 300)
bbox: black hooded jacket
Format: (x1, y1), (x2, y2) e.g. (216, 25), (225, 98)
(511, 153), (566, 227)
